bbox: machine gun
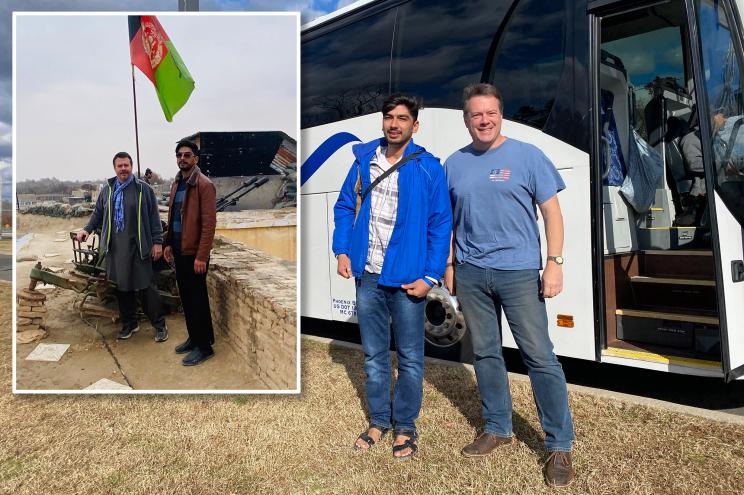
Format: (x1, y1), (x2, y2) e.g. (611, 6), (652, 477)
(28, 232), (180, 320)
(215, 176), (270, 212)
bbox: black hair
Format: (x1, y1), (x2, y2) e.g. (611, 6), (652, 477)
(381, 94), (422, 121)
(145, 168), (152, 174)
(175, 140), (199, 155)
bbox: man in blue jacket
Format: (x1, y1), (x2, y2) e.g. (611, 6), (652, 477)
(333, 94), (452, 460)
(76, 152), (167, 342)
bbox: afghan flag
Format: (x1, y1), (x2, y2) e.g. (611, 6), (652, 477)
(128, 16), (195, 122)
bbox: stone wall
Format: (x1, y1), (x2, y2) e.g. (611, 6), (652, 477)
(207, 236), (297, 390)
(216, 209), (296, 262)
(16, 289), (47, 344)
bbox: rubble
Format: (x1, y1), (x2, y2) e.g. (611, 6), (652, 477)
(271, 162), (296, 209)
(21, 203), (92, 218)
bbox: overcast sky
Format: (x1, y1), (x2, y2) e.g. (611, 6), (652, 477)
(2, 0), (357, 179)
(16, 13), (299, 181)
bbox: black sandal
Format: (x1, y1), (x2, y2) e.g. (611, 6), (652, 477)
(392, 430), (418, 460)
(353, 424), (390, 451)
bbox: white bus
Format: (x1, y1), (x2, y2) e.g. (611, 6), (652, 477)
(300, 0), (744, 381)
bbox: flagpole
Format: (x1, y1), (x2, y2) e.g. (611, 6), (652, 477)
(131, 64), (142, 178)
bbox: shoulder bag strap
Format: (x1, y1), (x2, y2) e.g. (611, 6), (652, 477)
(360, 151), (423, 204)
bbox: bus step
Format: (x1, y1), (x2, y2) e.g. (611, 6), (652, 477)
(602, 346), (721, 370)
(615, 308), (720, 354)
(630, 276), (717, 312)
(636, 207), (669, 229)
(640, 249), (714, 279)
(637, 226), (701, 250)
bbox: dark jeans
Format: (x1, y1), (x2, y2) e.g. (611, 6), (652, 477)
(455, 263), (574, 452)
(116, 285), (165, 330)
(355, 271), (426, 432)
(174, 253), (214, 350)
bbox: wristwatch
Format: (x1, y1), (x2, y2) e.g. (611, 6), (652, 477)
(547, 255), (564, 265)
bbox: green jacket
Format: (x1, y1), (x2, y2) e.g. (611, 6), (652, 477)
(84, 176), (163, 259)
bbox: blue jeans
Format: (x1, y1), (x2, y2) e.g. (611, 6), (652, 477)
(455, 263), (574, 452)
(355, 271), (426, 432)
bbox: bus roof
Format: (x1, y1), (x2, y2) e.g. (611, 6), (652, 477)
(301, 0), (381, 32)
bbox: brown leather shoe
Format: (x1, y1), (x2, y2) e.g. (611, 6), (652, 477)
(461, 432), (512, 457)
(544, 451), (573, 487)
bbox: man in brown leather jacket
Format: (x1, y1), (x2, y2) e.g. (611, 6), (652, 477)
(163, 140), (217, 366)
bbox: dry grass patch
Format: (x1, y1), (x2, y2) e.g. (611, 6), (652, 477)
(1, 284), (743, 494)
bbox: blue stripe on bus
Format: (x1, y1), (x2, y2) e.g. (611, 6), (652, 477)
(300, 132), (361, 186)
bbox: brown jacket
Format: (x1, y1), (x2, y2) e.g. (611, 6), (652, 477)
(165, 165), (216, 261)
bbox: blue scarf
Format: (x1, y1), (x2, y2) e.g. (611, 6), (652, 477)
(113, 174), (134, 233)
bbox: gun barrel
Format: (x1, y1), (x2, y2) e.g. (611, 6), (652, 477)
(216, 176), (260, 209)
(214, 175), (272, 212)
(242, 176), (259, 187)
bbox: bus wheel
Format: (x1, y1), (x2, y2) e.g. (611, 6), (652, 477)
(424, 286), (472, 361)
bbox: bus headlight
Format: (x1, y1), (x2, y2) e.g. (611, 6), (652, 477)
(424, 285), (467, 347)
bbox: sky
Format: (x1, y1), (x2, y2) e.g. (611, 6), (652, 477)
(15, 14), (297, 181)
(2, 0), (358, 180)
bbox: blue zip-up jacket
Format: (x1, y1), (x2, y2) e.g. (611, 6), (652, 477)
(332, 138), (452, 287)
(84, 176), (163, 260)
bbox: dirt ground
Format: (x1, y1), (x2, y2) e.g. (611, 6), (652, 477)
(14, 214), (261, 391)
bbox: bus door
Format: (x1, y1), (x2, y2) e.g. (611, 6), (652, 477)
(592, 0), (726, 377)
(688, 0), (744, 381)
(591, 0), (744, 379)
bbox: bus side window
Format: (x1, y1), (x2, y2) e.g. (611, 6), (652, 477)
(488, 0), (569, 133)
(391, 0), (510, 109)
(301, 9), (397, 129)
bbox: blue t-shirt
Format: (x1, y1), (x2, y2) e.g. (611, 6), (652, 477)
(444, 138), (565, 270)
(171, 178), (187, 253)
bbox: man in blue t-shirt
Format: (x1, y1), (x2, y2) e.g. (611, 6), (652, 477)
(444, 83), (575, 487)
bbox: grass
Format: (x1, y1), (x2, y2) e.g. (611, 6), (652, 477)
(1, 283), (743, 493)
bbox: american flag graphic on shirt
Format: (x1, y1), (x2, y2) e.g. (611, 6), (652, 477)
(489, 168), (511, 182)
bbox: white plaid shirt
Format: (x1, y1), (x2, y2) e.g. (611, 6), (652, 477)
(365, 146), (399, 274)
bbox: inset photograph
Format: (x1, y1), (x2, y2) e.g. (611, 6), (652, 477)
(14, 13), (298, 392)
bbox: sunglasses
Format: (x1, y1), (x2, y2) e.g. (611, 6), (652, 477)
(176, 152), (195, 158)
